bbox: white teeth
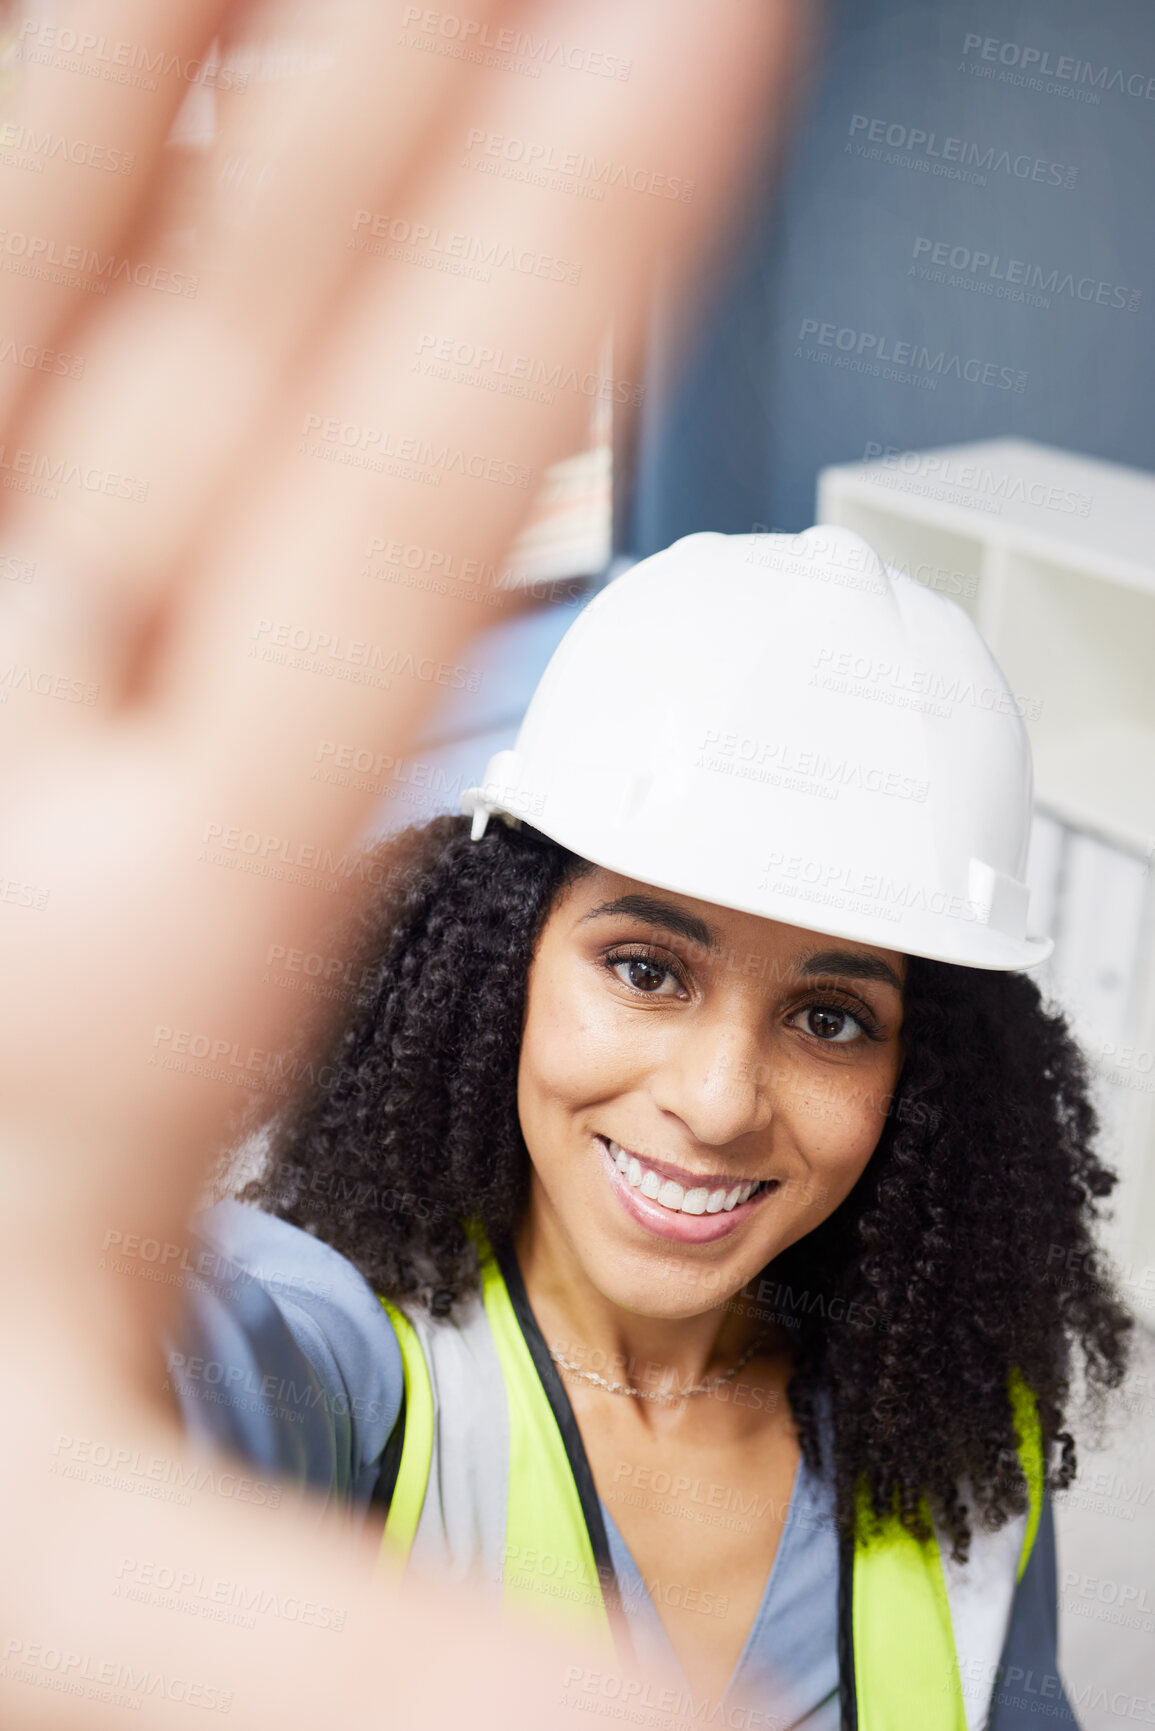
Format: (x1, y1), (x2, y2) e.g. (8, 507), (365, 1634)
(604, 1137), (766, 1216)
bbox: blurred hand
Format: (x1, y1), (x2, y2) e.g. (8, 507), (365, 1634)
(0, 1), (808, 1723)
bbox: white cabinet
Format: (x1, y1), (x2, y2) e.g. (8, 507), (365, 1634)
(817, 439), (1155, 1296)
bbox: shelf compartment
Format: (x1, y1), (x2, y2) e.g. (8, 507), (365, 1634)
(812, 487), (985, 625)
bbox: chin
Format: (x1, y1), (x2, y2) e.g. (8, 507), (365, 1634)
(572, 1227), (756, 1322)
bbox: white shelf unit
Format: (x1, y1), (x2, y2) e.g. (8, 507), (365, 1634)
(817, 439), (1155, 1297)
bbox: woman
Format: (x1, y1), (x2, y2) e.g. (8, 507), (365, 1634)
(176, 527), (1130, 1729)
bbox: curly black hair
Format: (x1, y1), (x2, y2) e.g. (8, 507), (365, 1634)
(246, 812), (1133, 1559)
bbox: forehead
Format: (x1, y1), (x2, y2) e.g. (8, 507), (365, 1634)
(558, 866), (907, 988)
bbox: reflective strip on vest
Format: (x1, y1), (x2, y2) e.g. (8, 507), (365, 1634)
(377, 1253), (614, 1653)
(1010, 1370), (1044, 1581)
(853, 1374), (1044, 1731)
(478, 1249), (615, 1650)
(852, 1495), (968, 1731)
(376, 1255), (1043, 1722)
(378, 1297), (434, 1562)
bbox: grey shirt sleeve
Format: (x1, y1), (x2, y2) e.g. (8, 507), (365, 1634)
(168, 1198), (404, 1512)
(987, 1496), (1079, 1728)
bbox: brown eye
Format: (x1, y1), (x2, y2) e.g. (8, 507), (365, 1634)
(791, 1004), (865, 1044)
(609, 955), (680, 996)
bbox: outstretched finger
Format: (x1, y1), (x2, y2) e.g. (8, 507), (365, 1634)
(0, 0), (236, 423)
(0, 0), (530, 715)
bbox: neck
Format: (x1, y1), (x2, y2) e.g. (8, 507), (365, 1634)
(512, 1184), (780, 1402)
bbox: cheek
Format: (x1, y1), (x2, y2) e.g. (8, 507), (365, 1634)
(779, 1058), (899, 1184)
(517, 962), (639, 1140)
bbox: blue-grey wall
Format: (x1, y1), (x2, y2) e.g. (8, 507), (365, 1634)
(630, 0), (1155, 547)
(384, 0), (1155, 836)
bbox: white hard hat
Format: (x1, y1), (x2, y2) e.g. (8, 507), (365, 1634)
(462, 527), (1053, 970)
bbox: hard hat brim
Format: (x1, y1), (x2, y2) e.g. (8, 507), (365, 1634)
(461, 788), (1055, 973)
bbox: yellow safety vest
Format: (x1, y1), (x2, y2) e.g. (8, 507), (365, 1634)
(376, 1237), (1043, 1730)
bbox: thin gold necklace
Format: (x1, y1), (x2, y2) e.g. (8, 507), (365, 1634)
(549, 1330), (771, 1404)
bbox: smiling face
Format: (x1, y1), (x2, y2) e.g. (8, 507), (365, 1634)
(516, 866), (907, 1320)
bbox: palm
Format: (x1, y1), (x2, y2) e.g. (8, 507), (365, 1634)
(0, 2), (805, 1723)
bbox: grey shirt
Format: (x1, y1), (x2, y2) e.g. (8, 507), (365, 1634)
(171, 1200), (1078, 1728)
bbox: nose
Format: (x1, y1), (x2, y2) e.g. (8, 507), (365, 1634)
(647, 1013), (775, 1149)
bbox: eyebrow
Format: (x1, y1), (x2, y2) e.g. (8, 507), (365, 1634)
(794, 950), (905, 994)
(578, 895), (719, 951)
(579, 900), (905, 994)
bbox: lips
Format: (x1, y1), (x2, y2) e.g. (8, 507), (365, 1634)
(604, 1138), (767, 1215)
(595, 1135), (777, 1245)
